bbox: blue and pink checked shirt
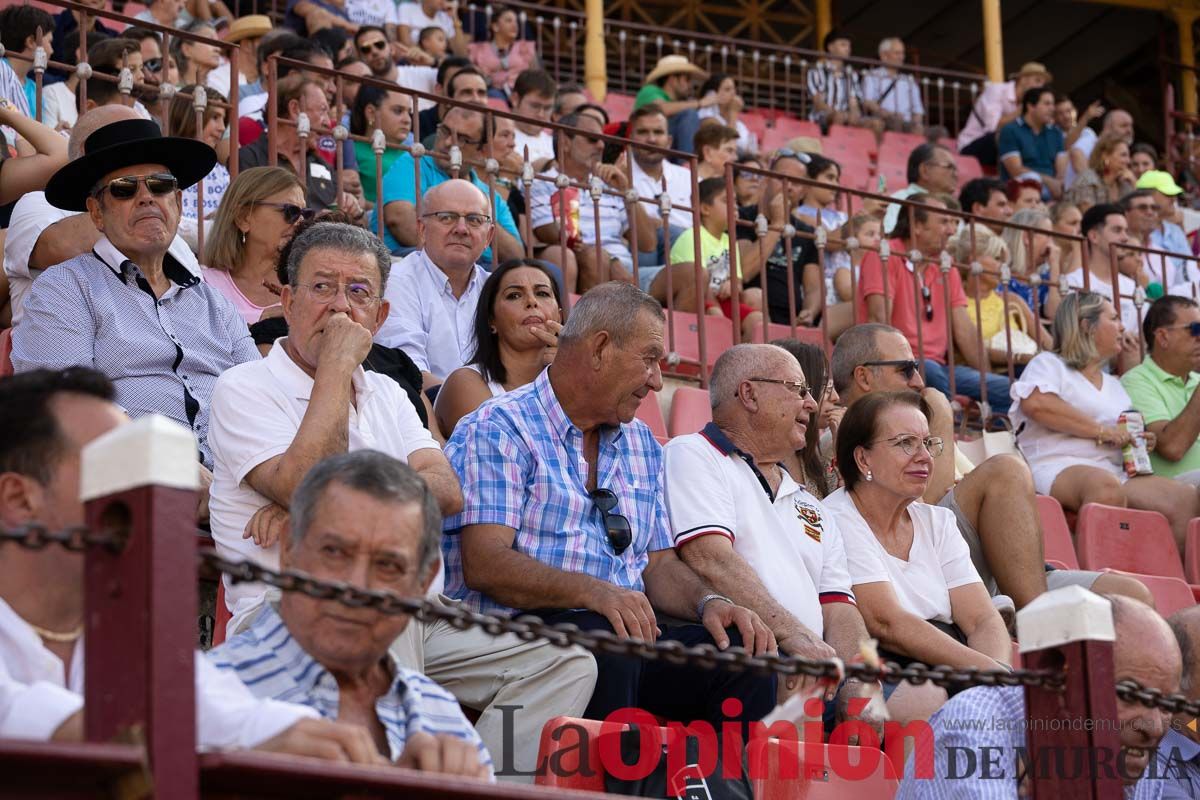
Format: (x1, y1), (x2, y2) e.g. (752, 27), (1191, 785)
(442, 369), (673, 615)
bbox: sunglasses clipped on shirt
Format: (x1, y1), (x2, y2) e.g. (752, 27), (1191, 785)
(861, 359), (921, 380)
(592, 488), (632, 556)
(92, 172), (178, 200)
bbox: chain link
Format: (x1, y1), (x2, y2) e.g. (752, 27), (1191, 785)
(1116, 680), (1200, 717)
(0, 522), (126, 552)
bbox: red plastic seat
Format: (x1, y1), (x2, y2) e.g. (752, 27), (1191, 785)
(880, 130), (926, 159)
(837, 158), (874, 192)
(534, 716), (681, 791)
(1102, 569), (1196, 616)
(823, 125), (879, 160)
(1075, 503), (1184, 579)
(1185, 518), (1200, 584)
(955, 153), (984, 187)
(739, 111), (769, 147)
(760, 116), (822, 153)
(599, 92), (636, 123)
(0, 328), (12, 377)
(663, 308), (736, 371)
(1036, 495), (1079, 570)
(635, 392), (668, 443)
(747, 322), (830, 354)
(213, 580), (232, 647)
(667, 386), (712, 438)
(747, 736), (899, 800)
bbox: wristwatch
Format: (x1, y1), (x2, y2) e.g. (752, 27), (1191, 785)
(697, 593), (734, 619)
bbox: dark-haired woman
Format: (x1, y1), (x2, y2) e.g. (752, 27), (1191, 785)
(773, 338), (841, 498)
(435, 259), (562, 436)
(696, 73), (757, 154)
(351, 85), (414, 205)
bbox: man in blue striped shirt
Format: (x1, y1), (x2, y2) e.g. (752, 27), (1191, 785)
(209, 451), (493, 780)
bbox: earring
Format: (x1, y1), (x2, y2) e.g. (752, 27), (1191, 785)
(239, 230), (246, 245)
(866, 470), (873, 482)
(489, 326), (497, 334)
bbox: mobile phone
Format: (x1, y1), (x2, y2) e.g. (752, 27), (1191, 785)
(876, 174), (887, 194)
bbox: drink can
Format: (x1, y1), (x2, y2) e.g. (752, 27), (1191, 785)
(1120, 410), (1153, 477)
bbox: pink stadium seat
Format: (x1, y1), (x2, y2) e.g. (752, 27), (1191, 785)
(1186, 519), (1200, 583)
(1075, 503), (1184, 579)
(760, 116), (822, 153)
(747, 736), (899, 800)
(955, 153), (984, 186)
(823, 125), (878, 160)
(1102, 569), (1195, 616)
(880, 131), (926, 159)
(600, 92), (636, 123)
(1036, 495), (1079, 570)
(635, 392), (668, 443)
(873, 160), (907, 196)
(667, 386), (712, 438)
(747, 322), (830, 355)
(740, 111), (769, 146)
(0, 328), (12, 378)
(838, 157), (874, 192)
(663, 308), (735, 370)
(534, 716), (683, 791)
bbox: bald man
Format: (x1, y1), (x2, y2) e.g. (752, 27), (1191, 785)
(1160, 606), (1200, 796)
(375, 179), (498, 389)
(4, 105), (200, 325)
(898, 594), (1181, 798)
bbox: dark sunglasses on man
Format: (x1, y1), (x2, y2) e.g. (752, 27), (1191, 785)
(92, 172), (178, 200)
(1165, 321), (1200, 338)
(360, 39), (389, 54)
(591, 488), (632, 556)
(862, 359), (921, 380)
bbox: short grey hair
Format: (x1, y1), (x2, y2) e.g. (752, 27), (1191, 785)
(878, 37), (903, 57)
(709, 344), (796, 408)
(1052, 290), (1106, 370)
(286, 222), (393, 292)
(290, 450), (443, 578)
(559, 281), (664, 348)
(830, 323), (899, 394)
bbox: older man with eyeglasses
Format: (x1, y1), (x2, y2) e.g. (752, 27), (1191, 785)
(373, 106), (524, 264)
(12, 118), (255, 504)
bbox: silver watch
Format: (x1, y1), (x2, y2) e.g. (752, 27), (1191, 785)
(697, 593), (734, 619)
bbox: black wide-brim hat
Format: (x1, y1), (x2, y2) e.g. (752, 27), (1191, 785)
(45, 118), (218, 212)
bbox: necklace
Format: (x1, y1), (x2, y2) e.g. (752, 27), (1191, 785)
(26, 621), (84, 643)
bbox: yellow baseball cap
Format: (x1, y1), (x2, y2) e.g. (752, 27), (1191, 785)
(1136, 170), (1183, 196)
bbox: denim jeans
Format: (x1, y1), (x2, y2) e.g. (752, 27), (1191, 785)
(668, 109), (701, 155)
(923, 359), (1012, 414)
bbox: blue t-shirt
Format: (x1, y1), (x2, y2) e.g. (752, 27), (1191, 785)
(997, 117), (1064, 180)
(370, 151), (521, 264)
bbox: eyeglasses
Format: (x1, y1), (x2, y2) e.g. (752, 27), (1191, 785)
(861, 359), (921, 380)
(437, 123), (484, 147)
(930, 161), (958, 172)
(870, 434), (945, 458)
(1130, 203), (1161, 213)
(748, 377), (811, 397)
(254, 202), (317, 224)
(293, 279), (379, 307)
(421, 210), (493, 229)
(591, 488), (632, 556)
(359, 39), (388, 53)
(1164, 321), (1200, 337)
(143, 57), (163, 73)
(92, 172), (178, 200)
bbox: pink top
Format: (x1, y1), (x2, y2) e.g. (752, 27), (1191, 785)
(856, 239), (969, 364)
(201, 266), (274, 327)
(956, 80), (1016, 150)
(468, 40), (539, 92)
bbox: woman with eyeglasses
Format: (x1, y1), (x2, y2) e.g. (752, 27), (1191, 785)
(350, 85), (414, 206)
(467, 5), (540, 97)
(773, 339), (842, 499)
(1011, 291), (1200, 548)
(824, 391), (1012, 719)
(434, 258), (563, 437)
(203, 167), (311, 326)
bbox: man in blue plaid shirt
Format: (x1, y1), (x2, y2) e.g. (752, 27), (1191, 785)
(443, 281), (777, 729)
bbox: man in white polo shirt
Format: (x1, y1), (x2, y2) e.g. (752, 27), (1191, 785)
(208, 221), (596, 781)
(665, 343), (911, 730)
(375, 179), (493, 390)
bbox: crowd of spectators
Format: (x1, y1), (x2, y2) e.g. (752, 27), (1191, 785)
(8, 2), (1200, 797)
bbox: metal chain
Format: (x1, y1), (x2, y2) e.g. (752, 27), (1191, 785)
(0, 522), (126, 552)
(1116, 680), (1200, 717)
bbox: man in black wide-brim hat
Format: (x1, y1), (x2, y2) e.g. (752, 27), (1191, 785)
(11, 118), (261, 505)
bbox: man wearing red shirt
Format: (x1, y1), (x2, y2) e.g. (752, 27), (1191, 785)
(856, 193), (1011, 413)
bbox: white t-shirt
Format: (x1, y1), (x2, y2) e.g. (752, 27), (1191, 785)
(40, 82), (78, 131)
(397, 3), (455, 43)
(393, 65), (439, 112)
(1064, 268), (1139, 332)
(663, 431), (854, 639)
(631, 157), (694, 231)
(208, 340), (441, 619)
(513, 127), (554, 165)
(1065, 126), (1097, 189)
(823, 488), (980, 625)
(3, 192), (200, 326)
(346, 0), (401, 26)
(1009, 351), (1130, 485)
(696, 106), (758, 154)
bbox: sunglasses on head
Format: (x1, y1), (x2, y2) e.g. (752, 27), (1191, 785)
(360, 39), (389, 53)
(93, 172), (178, 200)
(591, 488), (632, 556)
(862, 359), (921, 380)
(253, 201), (317, 224)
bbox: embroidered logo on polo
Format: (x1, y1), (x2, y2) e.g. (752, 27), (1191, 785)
(795, 499), (824, 543)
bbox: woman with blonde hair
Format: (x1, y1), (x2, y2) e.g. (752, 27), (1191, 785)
(203, 167), (311, 326)
(1010, 291), (1199, 548)
(1066, 133), (1136, 212)
(1000, 207), (1063, 316)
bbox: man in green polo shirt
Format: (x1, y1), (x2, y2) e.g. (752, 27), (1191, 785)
(634, 55), (714, 155)
(1121, 295), (1200, 483)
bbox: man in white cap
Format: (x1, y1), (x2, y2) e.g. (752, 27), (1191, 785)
(957, 61), (1051, 168)
(635, 54), (713, 154)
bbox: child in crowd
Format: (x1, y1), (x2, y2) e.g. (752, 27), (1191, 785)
(793, 154), (849, 302)
(833, 212), (882, 303)
(669, 177), (764, 339)
(418, 26), (448, 65)
(694, 122), (740, 181)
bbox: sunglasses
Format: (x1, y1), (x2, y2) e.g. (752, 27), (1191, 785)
(93, 172), (178, 200)
(254, 201), (317, 224)
(143, 57), (163, 73)
(862, 359), (921, 380)
(591, 488), (632, 556)
(920, 284), (933, 321)
(359, 39), (389, 53)
(1165, 321), (1200, 337)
